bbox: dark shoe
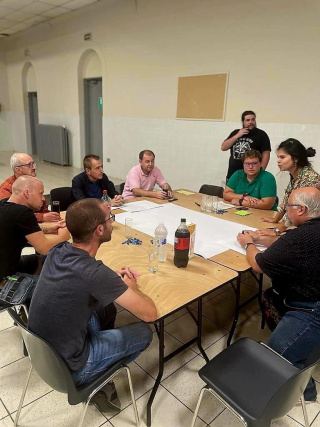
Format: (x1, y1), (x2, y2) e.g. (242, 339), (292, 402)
(90, 382), (121, 412)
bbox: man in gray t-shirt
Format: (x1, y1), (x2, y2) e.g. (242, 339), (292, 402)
(29, 198), (157, 411)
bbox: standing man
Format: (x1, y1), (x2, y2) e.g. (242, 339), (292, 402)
(237, 187), (320, 403)
(0, 176), (69, 281)
(122, 150), (173, 199)
(221, 111), (271, 180)
(0, 153), (60, 222)
(72, 154), (123, 206)
(28, 198), (157, 411)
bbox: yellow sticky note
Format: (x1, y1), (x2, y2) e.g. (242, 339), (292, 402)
(177, 190), (194, 195)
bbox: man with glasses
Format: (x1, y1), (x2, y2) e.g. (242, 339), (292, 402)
(223, 149), (277, 210)
(221, 110), (271, 181)
(71, 154), (123, 206)
(237, 187), (320, 403)
(0, 153), (60, 222)
(28, 198), (156, 412)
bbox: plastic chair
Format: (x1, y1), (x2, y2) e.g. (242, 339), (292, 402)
(191, 337), (320, 427)
(8, 308), (140, 427)
(120, 182), (125, 194)
(199, 185), (223, 198)
(50, 187), (73, 211)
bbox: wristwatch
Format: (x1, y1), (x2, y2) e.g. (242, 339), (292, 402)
(244, 242), (255, 250)
(239, 192), (248, 207)
(274, 228), (281, 236)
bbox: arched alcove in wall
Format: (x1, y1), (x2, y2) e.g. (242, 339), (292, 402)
(22, 62), (38, 154)
(78, 49), (104, 162)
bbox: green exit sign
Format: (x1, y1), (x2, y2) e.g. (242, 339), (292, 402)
(98, 97), (103, 110)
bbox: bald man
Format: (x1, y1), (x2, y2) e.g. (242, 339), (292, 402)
(0, 176), (69, 281)
(237, 187), (320, 403)
(0, 153), (60, 222)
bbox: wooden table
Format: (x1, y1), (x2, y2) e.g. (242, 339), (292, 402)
(96, 222), (237, 426)
(161, 190), (277, 345)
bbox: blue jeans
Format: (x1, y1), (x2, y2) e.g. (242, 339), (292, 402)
(72, 306), (153, 386)
(268, 301), (320, 401)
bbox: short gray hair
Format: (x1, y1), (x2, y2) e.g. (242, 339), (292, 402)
(10, 153), (20, 171)
(291, 190), (320, 218)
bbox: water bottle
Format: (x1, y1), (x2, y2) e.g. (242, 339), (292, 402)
(174, 218), (190, 268)
(155, 222), (168, 262)
(101, 190), (111, 206)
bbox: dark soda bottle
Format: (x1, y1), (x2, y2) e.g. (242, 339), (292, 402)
(174, 218), (190, 268)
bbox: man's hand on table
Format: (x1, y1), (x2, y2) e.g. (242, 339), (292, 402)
(237, 231), (255, 248)
(117, 266), (138, 288)
(42, 212), (61, 222)
(154, 190), (169, 200)
(111, 195), (124, 206)
(41, 220), (67, 235)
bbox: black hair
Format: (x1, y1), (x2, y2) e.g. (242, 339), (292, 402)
(277, 138), (316, 168)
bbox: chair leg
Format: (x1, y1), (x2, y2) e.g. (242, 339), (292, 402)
(15, 364), (33, 426)
(300, 396), (310, 427)
(190, 387), (208, 427)
(77, 400), (91, 427)
(124, 366), (140, 427)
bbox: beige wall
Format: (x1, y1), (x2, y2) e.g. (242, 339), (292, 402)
(0, 0), (319, 195)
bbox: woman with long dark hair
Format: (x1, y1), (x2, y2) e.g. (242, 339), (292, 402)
(262, 138), (320, 226)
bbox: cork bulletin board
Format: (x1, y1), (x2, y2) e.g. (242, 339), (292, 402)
(176, 73), (228, 121)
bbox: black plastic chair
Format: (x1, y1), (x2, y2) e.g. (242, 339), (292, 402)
(191, 337), (320, 427)
(120, 182), (125, 194)
(50, 187), (73, 211)
(199, 185), (223, 198)
(8, 308), (140, 427)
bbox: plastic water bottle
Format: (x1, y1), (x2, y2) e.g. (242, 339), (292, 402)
(155, 222), (168, 262)
(174, 218), (190, 268)
(101, 190), (111, 206)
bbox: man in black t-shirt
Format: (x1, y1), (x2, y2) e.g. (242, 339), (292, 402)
(237, 187), (320, 403)
(0, 176), (69, 281)
(221, 110), (271, 180)
(28, 198), (157, 412)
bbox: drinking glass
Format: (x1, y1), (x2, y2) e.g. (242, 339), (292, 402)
(125, 218), (133, 239)
(52, 201), (60, 214)
(148, 240), (158, 273)
(201, 194), (208, 212)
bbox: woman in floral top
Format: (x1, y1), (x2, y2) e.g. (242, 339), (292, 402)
(262, 138), (320, 227)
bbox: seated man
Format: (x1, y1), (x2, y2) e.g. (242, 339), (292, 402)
(0, 176), (69, 282)
(0, 153), (60, 222)
(223, 149), (277, 210)
(72, 154), (123, 206)
(237, 187), (320, 403)
(122, 149), (173, 199)
(28, 198), (157, 412)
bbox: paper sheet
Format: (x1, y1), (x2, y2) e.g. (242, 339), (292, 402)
(115, 203), (258, 259)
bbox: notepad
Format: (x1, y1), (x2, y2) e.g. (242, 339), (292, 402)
(235, 210), (252, 216)
(176, 190), (194, 195)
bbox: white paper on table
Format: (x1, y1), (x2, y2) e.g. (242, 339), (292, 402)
(115, 203), (259, 259)
(119, 201), (164, 213)
(217, 201), (235, 210)
(217, 236), (267, 255)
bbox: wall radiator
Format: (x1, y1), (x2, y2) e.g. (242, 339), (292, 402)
(36, 124), (70, 166)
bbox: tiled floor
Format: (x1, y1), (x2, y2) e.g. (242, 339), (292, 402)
(1, 151), (320, 426)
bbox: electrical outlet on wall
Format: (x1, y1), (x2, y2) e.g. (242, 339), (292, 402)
(106, 158), (110, 162)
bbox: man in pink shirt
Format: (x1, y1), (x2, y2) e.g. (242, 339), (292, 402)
(122, 150), (173, 199)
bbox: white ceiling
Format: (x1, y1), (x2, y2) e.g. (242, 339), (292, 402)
(0, 0), (100, 37)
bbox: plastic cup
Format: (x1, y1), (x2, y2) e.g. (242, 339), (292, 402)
(125, 218), (133, 239)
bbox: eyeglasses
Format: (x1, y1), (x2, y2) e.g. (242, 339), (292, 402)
(16, 161), (36, 168)
(243, 161), (259, 167)
(284, 203), (302, 210)
(104, 214), (115, 223)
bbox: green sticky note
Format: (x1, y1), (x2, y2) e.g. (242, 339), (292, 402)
(235, 210), (252, 216)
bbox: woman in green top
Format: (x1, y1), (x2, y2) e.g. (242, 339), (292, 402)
(262, 138), (320, 227)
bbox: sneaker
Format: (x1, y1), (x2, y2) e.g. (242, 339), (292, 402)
(90, 382), (121, 412)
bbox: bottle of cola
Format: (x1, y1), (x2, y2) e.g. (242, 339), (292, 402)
(174, 218), (190, 268)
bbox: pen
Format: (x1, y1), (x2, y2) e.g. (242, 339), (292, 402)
(195, 202), (200, 207)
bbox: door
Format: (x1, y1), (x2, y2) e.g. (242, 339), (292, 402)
(28, 92), (39, 155)
(84, 78), (103, 159)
